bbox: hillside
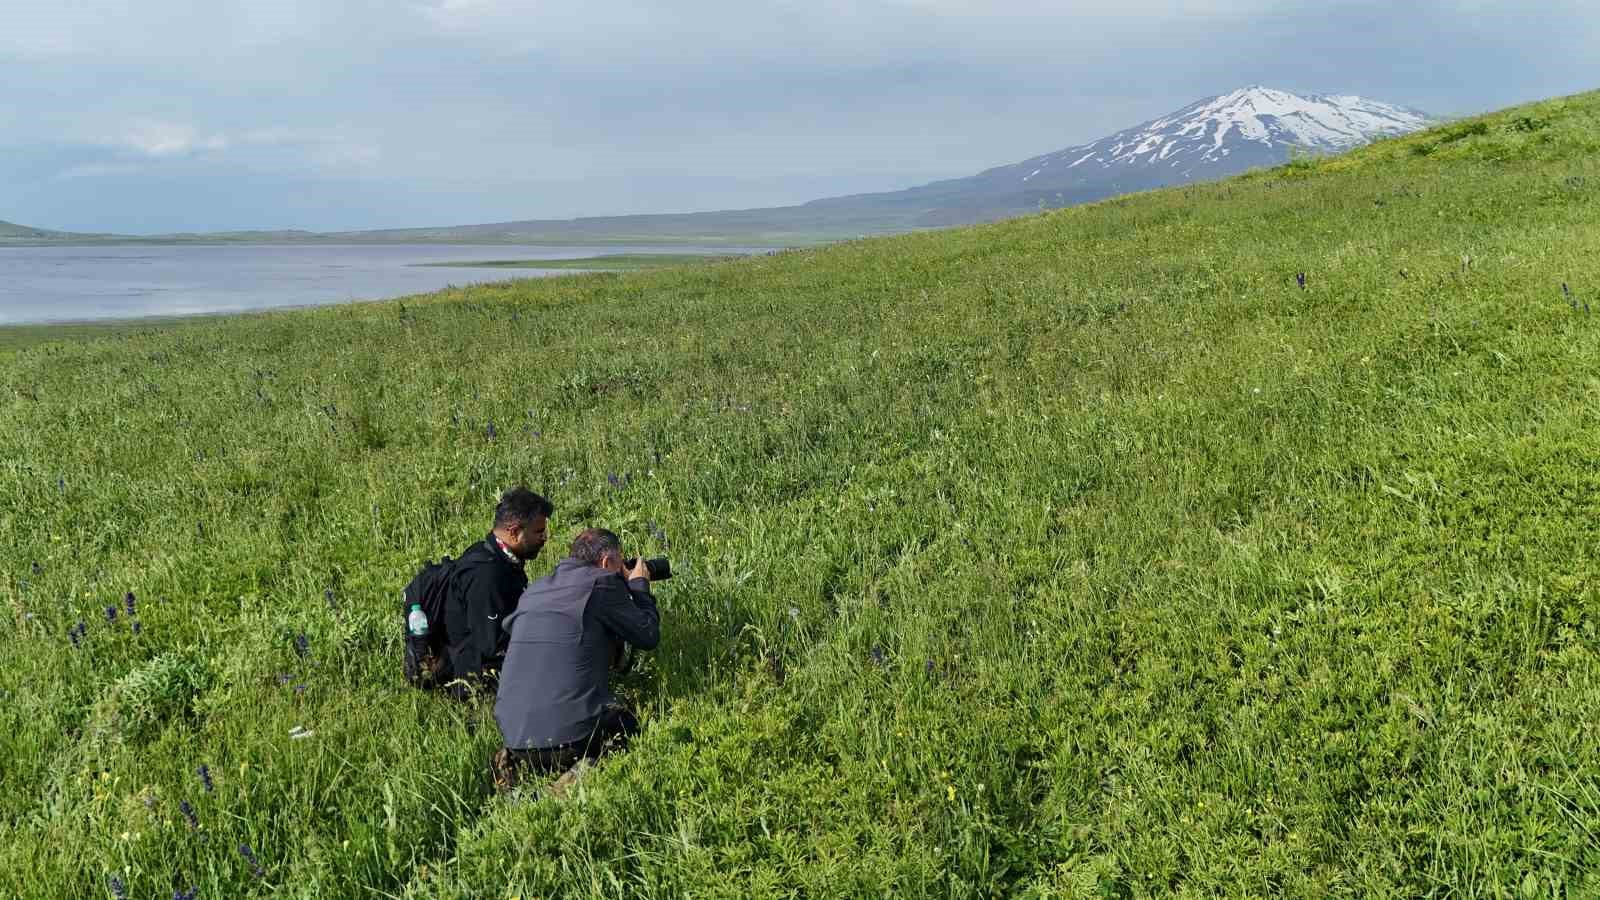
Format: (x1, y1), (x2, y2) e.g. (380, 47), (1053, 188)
(2, 88), (1598, 897)
(0, 219), (80, 240)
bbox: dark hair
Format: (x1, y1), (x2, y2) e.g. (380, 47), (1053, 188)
(494, 487), (553, 529)
(570, 527), (621, 566)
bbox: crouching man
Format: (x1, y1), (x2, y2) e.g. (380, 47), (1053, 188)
(491, 527), (659, 793)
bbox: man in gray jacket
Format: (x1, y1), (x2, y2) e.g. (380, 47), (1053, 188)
(492, 527), (660, 791)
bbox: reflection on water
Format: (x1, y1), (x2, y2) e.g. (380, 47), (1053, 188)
(0, 243), (755, 325)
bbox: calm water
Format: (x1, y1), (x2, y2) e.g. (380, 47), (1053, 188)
(0, 244), (752, 325)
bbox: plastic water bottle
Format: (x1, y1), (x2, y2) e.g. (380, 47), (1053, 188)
(407, 603), (429, 637)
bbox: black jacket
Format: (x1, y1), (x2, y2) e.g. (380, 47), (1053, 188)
(444, 534), (528, 680)
(495, 557), (660, 749)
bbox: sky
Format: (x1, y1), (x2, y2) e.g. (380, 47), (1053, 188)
(2, 0), (1595, 234)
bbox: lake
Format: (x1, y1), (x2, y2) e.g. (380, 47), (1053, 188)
(0, 244), (754, 325)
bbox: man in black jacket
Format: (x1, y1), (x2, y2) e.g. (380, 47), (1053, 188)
(492, 527), (659, 791)
(442, 487), (552, 698)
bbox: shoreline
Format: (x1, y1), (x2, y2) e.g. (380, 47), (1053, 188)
(412, 253), (744, 270)
(0, 246), (766, 343)
(0, 296), (412, 348)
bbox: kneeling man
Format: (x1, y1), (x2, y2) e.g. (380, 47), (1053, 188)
(493, 527), (659, 791)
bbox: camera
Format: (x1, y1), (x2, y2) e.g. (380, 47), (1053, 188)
(622, 556), (672, 581)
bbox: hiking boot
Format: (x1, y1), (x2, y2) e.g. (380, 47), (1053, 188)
(546, 761), (587, 800)
(490, 748), (521, 795)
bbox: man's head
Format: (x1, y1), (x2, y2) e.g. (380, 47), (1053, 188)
(493, 487), (553, 561)
(570, 527), (624, 573)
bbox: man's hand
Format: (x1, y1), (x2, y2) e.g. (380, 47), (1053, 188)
(625, 556), (651, 583)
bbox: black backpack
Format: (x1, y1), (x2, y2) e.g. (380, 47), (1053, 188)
(401, 556), (456, 688)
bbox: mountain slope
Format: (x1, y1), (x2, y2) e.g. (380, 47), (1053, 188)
(803, 86), (1433, 224)
(1001, 86), (1430, 183)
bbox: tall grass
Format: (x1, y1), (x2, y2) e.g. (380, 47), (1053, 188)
(3, 89), (1599, 898)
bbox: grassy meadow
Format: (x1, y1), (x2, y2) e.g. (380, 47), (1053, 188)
(3, 89), (1599, 898)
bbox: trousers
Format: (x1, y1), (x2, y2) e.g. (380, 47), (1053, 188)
(491, 705), (639, 792)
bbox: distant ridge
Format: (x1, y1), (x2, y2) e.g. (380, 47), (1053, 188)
(1, 87), (1434, 246)
(0, 219), (81, 240)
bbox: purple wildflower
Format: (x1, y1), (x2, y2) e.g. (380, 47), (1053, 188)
(486, 420), (497, 440)
(294, 633), (309, 658)
(31, 561), (41, 575)
(197, 764), (213, 793)
(607, 472), (622, 489)
(125, 592), (136, 616)
(173, 887), (199, 900)
(69, 622), (84, 648)
(105, 605), (118, 624)
(238, 844), (265, 879)
(109, 874), (128, 900)
(926, 659), (936, 676)
(179, 799), (199, 830)
(1296, 272), (1307, 290)
(294, 683), (307, 696)
(131, 621), (142, 636)
(324, 587), (337, 611)
(277, 673), (292, 686)
(869, 646), (885, 666)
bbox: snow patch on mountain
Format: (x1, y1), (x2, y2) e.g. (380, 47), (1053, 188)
(1007, 86), (1433, 186)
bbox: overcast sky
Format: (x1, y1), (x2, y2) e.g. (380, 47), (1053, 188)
(2, 1), (1595, 233)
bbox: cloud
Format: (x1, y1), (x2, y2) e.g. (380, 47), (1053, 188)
(2, 0), (1596, 231)
(70, 120), (380, 171)
(113, 121), (230, 158)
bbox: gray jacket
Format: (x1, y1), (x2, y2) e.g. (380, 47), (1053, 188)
(494, 556), (660, 749)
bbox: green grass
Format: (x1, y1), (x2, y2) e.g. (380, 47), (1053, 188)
(413, 254), (744, 271)
(4, 89), (1600, 898)
(0, 315), (233, 352)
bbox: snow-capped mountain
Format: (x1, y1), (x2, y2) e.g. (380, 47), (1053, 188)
(992, 86), (1433, 189)
(803, 86), (1435, 227)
